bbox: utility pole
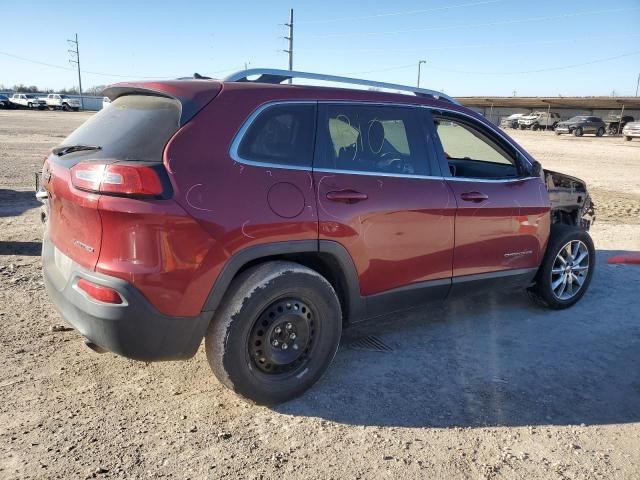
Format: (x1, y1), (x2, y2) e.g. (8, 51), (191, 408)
(283, 9), (294, 84)
(67, 33), (83, 110)
(417, 60), (426, 88)
(636, 72), (639, 97)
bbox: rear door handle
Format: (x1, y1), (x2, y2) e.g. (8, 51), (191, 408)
(326, 190), (368, 204)
(460, 191), (489, 202)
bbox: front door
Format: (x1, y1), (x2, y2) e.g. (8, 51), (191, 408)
(313, 103), (456, 309)
(428, 110), (550, 280)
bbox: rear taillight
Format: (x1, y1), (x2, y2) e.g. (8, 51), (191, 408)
(77, 279), (123, 304)
(70, 162), (164, 197)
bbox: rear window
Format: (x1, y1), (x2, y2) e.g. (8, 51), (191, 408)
(60, 95), (181, 162)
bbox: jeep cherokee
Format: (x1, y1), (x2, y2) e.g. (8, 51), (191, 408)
(39, 69), (596, 404)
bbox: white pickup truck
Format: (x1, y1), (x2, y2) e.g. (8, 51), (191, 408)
(41, 94), (82, 111)
(518, 111), (562, 131)
(9, 93), (47, 109)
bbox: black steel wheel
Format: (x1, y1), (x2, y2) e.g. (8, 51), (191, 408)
(248, 298), (316, 375)
(205, 261), (342, 404)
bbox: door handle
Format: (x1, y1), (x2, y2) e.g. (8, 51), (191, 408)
(326, 190), (368, 204)
(460, 191), (489, 202)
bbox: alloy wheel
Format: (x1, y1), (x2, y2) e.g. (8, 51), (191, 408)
(550, 240), (590, 300)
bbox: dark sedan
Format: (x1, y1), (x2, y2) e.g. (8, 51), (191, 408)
(555, 116), (606, 137)
(0, 94), (9, 109)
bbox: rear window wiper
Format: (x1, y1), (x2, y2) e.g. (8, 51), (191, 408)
(52, 144), (102, 156)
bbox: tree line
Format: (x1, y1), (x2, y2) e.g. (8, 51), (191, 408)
(0, 84), (107, 96)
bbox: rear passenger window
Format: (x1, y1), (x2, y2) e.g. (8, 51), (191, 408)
(316, 104), (429, 176)
(237, 104), (315, 167)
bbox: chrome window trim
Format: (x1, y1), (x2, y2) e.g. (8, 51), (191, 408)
(314, 167), (444, 181)
(229, 100), (317, 171)
(229, 99), (535, 182)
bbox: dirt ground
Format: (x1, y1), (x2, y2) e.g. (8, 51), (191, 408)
(1, 109), (639, 480)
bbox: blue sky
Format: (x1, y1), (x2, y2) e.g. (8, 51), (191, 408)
(1, 0), (639, 96)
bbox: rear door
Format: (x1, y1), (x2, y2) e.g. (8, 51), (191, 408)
(428, 110), (550, 281)
(313, 103), (455, 305)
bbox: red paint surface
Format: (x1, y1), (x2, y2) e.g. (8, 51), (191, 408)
(45, 79), (553, 318)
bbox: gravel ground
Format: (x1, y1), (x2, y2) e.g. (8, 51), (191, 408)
(1, 110), (639, 480)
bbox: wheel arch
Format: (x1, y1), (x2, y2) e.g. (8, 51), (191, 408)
(202, 240), (365, 326)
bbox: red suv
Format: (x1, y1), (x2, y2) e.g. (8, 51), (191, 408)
(40, 69), (595, 404)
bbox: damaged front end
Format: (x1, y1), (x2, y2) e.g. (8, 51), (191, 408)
(544, 169), (595, 230)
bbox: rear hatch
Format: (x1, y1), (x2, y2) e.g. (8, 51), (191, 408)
(44, 81), (221, 270)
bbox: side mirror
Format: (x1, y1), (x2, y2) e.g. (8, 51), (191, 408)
(530, 160), (542, 177)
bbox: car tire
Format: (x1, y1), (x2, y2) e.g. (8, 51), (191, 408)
(27, 102), (33, 108)
(527, 224), (595, 310)
(519, 124), (526, 130)
(625, 136), (632, 141)
(573, 127), (583, 137)
(205, 261), (342, 405)
(555, 130), (561, 135)
(596, 127), (605, 137)
(62, 103), (71, 112)
(532, 123), (539, 131)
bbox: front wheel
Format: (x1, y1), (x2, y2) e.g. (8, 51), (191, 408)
(205, 261), (342, 404)
(528, 225), (595, 309)
(574, 127), (583, 137)
(531, 123), (539, 131)
(62, 103), (71, 112)
(596, 127), (605, 137)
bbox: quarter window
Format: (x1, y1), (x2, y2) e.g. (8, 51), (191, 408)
(317, 104), (428, 176)
(237, 104), (315, 167)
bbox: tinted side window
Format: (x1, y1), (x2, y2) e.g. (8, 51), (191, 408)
(237, 104), (315, 167)
(317, 104), (428, 176)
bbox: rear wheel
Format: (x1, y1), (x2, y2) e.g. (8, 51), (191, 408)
(528, 225), (595, 309)
(574, 127), (583, 137)
(596, 127), (605, 137)
(531, 123), (539, 131)
(205, 261), (342, 404)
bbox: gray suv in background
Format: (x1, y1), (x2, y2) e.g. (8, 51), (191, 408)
(555, 116), (606, 137)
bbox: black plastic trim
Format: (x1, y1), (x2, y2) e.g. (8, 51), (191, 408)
(42, 237), (210, 361)
(449, 267), (537, 298)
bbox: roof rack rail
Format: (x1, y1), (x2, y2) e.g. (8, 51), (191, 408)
(224, 68), (459, 105)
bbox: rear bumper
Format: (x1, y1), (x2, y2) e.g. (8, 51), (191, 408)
(42, 235), (211, 361)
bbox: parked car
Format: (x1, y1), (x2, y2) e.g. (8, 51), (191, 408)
(518, 111), (562, 131)
(555, 116), (606, 137)
(38, 69), (596, 404)
(102, 97), (111, 109)
(606, 114), (634, 136)
(9, 93), (46, 109)
(622, 121), (640, 141)
(0, 94), (9, 109)
(43, 94), (82, 111)
(499, 113), (526, 129)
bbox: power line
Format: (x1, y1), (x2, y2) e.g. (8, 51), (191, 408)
(428, 50), (640, 75)
(0, 50), (242, 80)
(299, 33), (640, 54)
(297, 0), (506, 24)
(329, 50), (640, 78)
(306, 6), (640, 39)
